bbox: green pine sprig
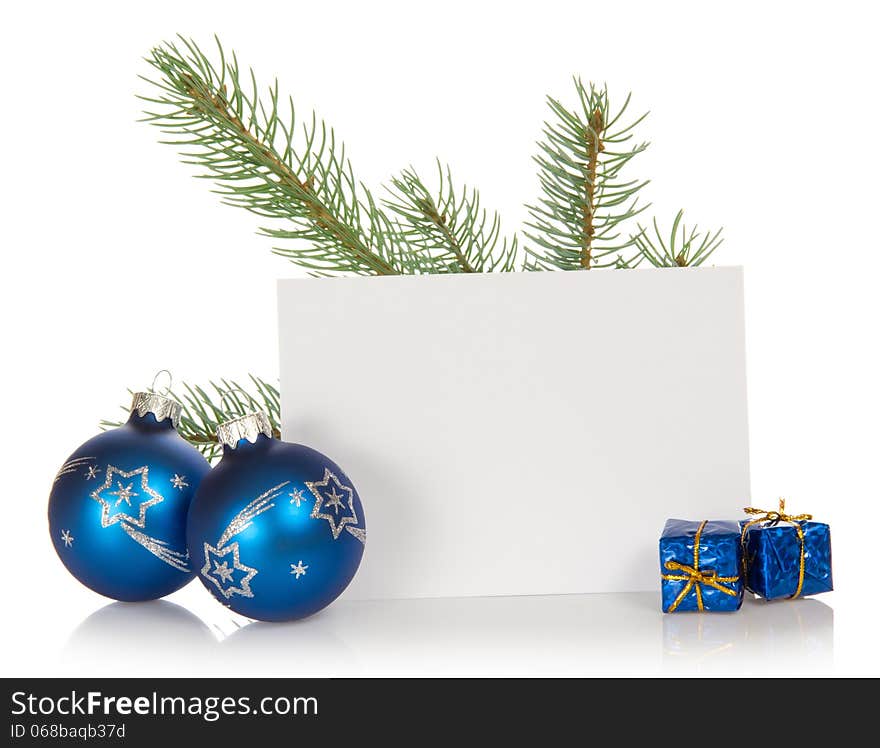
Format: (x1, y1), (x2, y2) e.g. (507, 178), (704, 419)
(140, 36), (519, 277)
(525, 79), (650, 270)
(629, 210), (724, 267)
(384, 162), (519, 273)
(141, 36), (432, 276)
(141, 37), (723, 278)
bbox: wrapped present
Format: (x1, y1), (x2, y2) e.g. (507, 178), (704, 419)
(659, 519), (744, 613)
(740, 499), (832, 600)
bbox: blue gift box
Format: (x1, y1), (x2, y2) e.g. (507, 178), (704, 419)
(659, 519), (744, 613)
(741, 501), (832, 600)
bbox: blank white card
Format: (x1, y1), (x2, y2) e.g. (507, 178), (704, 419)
(278, 268), (750, 599)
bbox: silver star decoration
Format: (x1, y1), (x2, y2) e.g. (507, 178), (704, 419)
(213, 560), (235, 583)
(290, 560), (309, 579)
(289, 488), (306, 507)
(170, 474), (189, 490)
(109, 481), (138, 507)
(61, 529), (74, 547)
(84, 465), (101, 480)
(201, 542), (258, 599)
(305, 468), (359, 540)
(324, 485), (346, 514)
(91, 465), (164, 529)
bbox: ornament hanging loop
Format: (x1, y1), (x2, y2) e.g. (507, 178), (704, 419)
(150, 369), (173, 396)
(219, 386), (258, 418)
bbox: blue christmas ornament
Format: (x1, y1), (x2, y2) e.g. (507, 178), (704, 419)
(187, 410), (366, 622)
(48, 391), (210, 601)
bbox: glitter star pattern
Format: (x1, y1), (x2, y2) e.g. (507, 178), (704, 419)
(213, 560), (235, 583)
(199, 482), (290, 601)
(91, 465), (164, 529)
(84, 465), (101, 480)
(306, 468), (359, 540)
(289, 488), (306, 507)
(346, 527), (367, 544)
(54, 456), (95, 484)
(170, 474), (189, 490)
(324, 486), (346, 514)
(202, 542), (258, 599)
(61, 529), (74, 547)
(85, 465), (191, 571)
(109, 481), (138, 507)
(290, 560), (309, 579)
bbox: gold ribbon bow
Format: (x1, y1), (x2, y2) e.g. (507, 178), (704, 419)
(661, 520), (740, 612)
(741, 498), (813, 599)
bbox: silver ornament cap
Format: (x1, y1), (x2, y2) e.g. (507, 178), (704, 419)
(130, 391), (182, 428)
(217, 411), (273, 449)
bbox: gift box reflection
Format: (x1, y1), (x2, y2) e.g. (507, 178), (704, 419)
(662, 598), (833, 674)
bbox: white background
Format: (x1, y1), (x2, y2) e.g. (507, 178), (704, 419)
(0, 0), (877, 676)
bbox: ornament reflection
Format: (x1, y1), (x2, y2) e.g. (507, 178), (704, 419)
(63, 601), (216, 674)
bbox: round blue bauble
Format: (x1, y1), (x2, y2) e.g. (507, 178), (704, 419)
(48, 392), (210, 601)
(187, 411), (366, 622)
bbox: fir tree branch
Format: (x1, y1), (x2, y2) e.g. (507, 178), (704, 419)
(140, 36), (438, 276)
(384, 162), (519, 273)
(101, 375), (281, 463)
(525, 79), (650, 270)
(141, 39), (723, 276)
(629, 210), (724, 267)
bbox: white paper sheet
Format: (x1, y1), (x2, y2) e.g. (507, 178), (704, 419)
(278, 267), (750, 599)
